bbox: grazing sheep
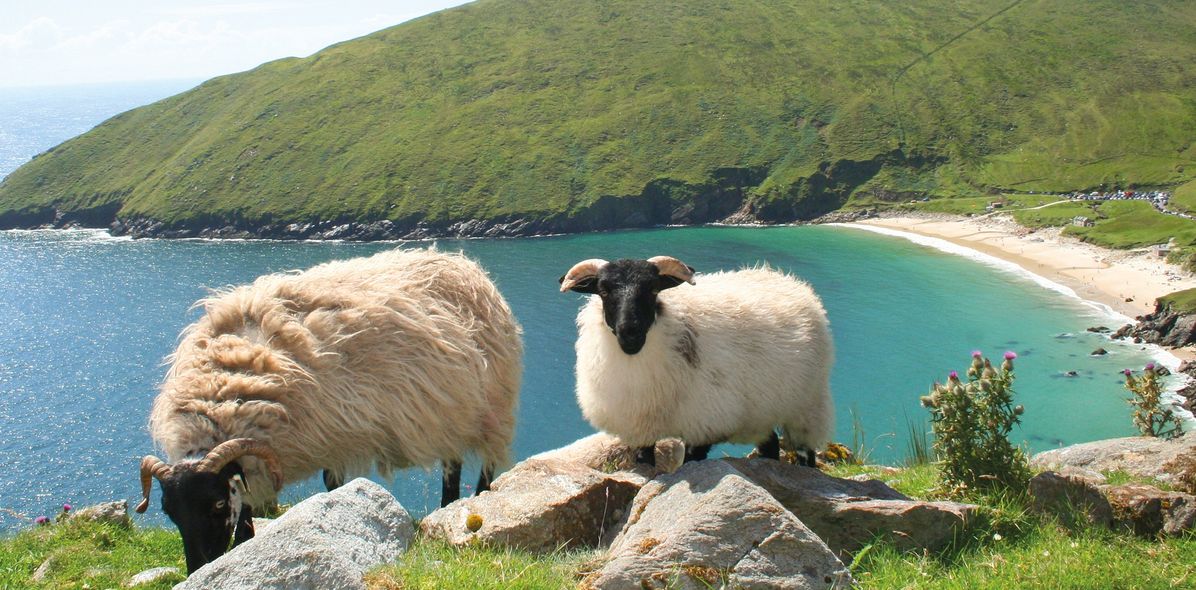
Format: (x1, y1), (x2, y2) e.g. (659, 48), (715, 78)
(137, 247), (522, 573)
(559, 256), (833, 466)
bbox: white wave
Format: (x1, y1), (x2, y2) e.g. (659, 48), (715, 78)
(0, 228), (132, 242)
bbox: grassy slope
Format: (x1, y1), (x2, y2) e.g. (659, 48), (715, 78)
(5, 463), (1194, 590)
(1, 0), (1195, 230)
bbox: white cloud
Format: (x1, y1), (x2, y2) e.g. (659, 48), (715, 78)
(0, 17), (64, 52)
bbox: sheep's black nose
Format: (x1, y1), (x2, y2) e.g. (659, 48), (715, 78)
(616, 330), (646, 355)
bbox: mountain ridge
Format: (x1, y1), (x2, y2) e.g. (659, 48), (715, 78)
(1, 0), (1194, 239)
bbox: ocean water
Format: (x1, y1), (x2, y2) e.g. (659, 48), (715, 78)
(0, 226), (1165, 529)
(0, 80), (200, 178)
(0, 82), (1170, 531)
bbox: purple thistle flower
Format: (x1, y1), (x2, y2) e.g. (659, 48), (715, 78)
(949, 371), (959, 379)
(62, 504), (71, 513)
(972, 350), (983, 358)
(34, 516), (49, 525)
(1123, 369), (1132, 376)
(1145, 363), (1156, 371)
(1004, 351), (1017, 360)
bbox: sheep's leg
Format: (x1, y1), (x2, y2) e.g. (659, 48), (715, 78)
(476, 467), (494, 495)
(684, 444), (712, 463)
(441, 460), (462, 507)
(795, 447), (817, 468)
(756, 431), (781, 460)
(322, 469), (343, 491)
(232, 505), (255, 547)
(635, 446), (657, 467)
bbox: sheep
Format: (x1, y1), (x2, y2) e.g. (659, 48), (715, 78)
(559, 255), (833, 467)
(136, 247), (522, 574)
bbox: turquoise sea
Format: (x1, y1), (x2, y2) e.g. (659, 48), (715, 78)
(0, 82), (1172, 530)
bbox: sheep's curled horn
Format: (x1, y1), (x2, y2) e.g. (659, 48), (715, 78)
(134, 438), (285, 513)
(558, 256), (696, 292)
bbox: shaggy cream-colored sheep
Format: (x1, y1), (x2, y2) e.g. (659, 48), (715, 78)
(148, 247), (522, 508)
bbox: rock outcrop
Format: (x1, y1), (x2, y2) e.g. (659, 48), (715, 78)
(1030, 468), (1196, 537)
(726, 458), (977, 557)
(68, 500), (131, 528)
(176, 478), (413, 590)
(1031, 433), (1196, 489)
(420, 447), (648, 551)
(583, 461), (852, 590)
(1113, 300), (1196, 348)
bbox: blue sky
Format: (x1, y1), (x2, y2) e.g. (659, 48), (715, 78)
(0, 1), (470, 88)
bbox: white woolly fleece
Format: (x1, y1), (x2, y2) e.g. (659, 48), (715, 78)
(574, 266), (834, 451)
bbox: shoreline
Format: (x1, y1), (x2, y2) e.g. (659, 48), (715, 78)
(839, 213), (1196, 360)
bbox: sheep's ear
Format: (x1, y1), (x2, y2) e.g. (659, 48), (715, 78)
(654, 275), (690, 291)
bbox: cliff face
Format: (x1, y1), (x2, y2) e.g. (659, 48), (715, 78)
(2, 0), (1195, 238)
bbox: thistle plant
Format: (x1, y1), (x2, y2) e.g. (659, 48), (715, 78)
(920, 351), (1031, 494)
(1124, 364), (1184, 440)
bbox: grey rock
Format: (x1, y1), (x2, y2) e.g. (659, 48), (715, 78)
(1029, 468), (1113, 527)
(726, 458), (977, 557)
(1031, 433), (1196, 487)
(1029, 469), (1196, 537)
(584, 461), (851, 590)
(420, 451), (647, 552)
(126, 566), (180, 587)
(30, 555), (55, 582)
(1104, 484), (1196, 537)
(68, 500), (131, 528)
(177, 478), (413, 590)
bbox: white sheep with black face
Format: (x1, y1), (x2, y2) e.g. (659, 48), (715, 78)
(560, 256), (834, 466)
(137, 247), (522, 574)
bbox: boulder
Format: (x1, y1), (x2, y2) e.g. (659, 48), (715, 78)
(1031, 433), (1196, 488)
(583, 461), (851, 590)
(126, 566), (180, 587)
(68, 500), (131, 528)
(1105, 484), (1196, 537)
(1029, 470), (1196, 537)
(726, 458), (977, 557)
(420, 452), (647, 552)
(1028, 468), (1113, 527)
(176, 478), (413, 590)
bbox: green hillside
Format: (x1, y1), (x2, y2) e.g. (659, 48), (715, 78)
(2, 0), (1195, 238)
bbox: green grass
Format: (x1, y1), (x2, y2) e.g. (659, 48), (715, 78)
(855, 521), (1196, 590)
(1157, 287), (1196, 316)
(0, 520), (183, 590)
(5, 462), (1195, 589)
(2, 0), (1194, 232)
(365, 537), (597, 590)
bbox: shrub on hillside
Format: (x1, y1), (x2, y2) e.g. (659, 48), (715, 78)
(1124, 364), (1184, 440)
(920, 351), (1031, 495)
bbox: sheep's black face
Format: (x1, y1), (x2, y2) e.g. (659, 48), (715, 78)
(567, 259), (688, 355)
(159, 462), (244, 574)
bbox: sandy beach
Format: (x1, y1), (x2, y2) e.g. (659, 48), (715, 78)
(845, 213), (1196, 326)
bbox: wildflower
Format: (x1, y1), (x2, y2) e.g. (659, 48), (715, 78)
(62, 504), (72, 513)
(34, 516), (49, 526)
(1145, 362), (1156, 372)
(1123, 369), (1132, 377)
(993, 532), (1003, 541)
(972, 350), (983, 358)
(1004, 351), (1017, 360)
(948, 370), (960, 381)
